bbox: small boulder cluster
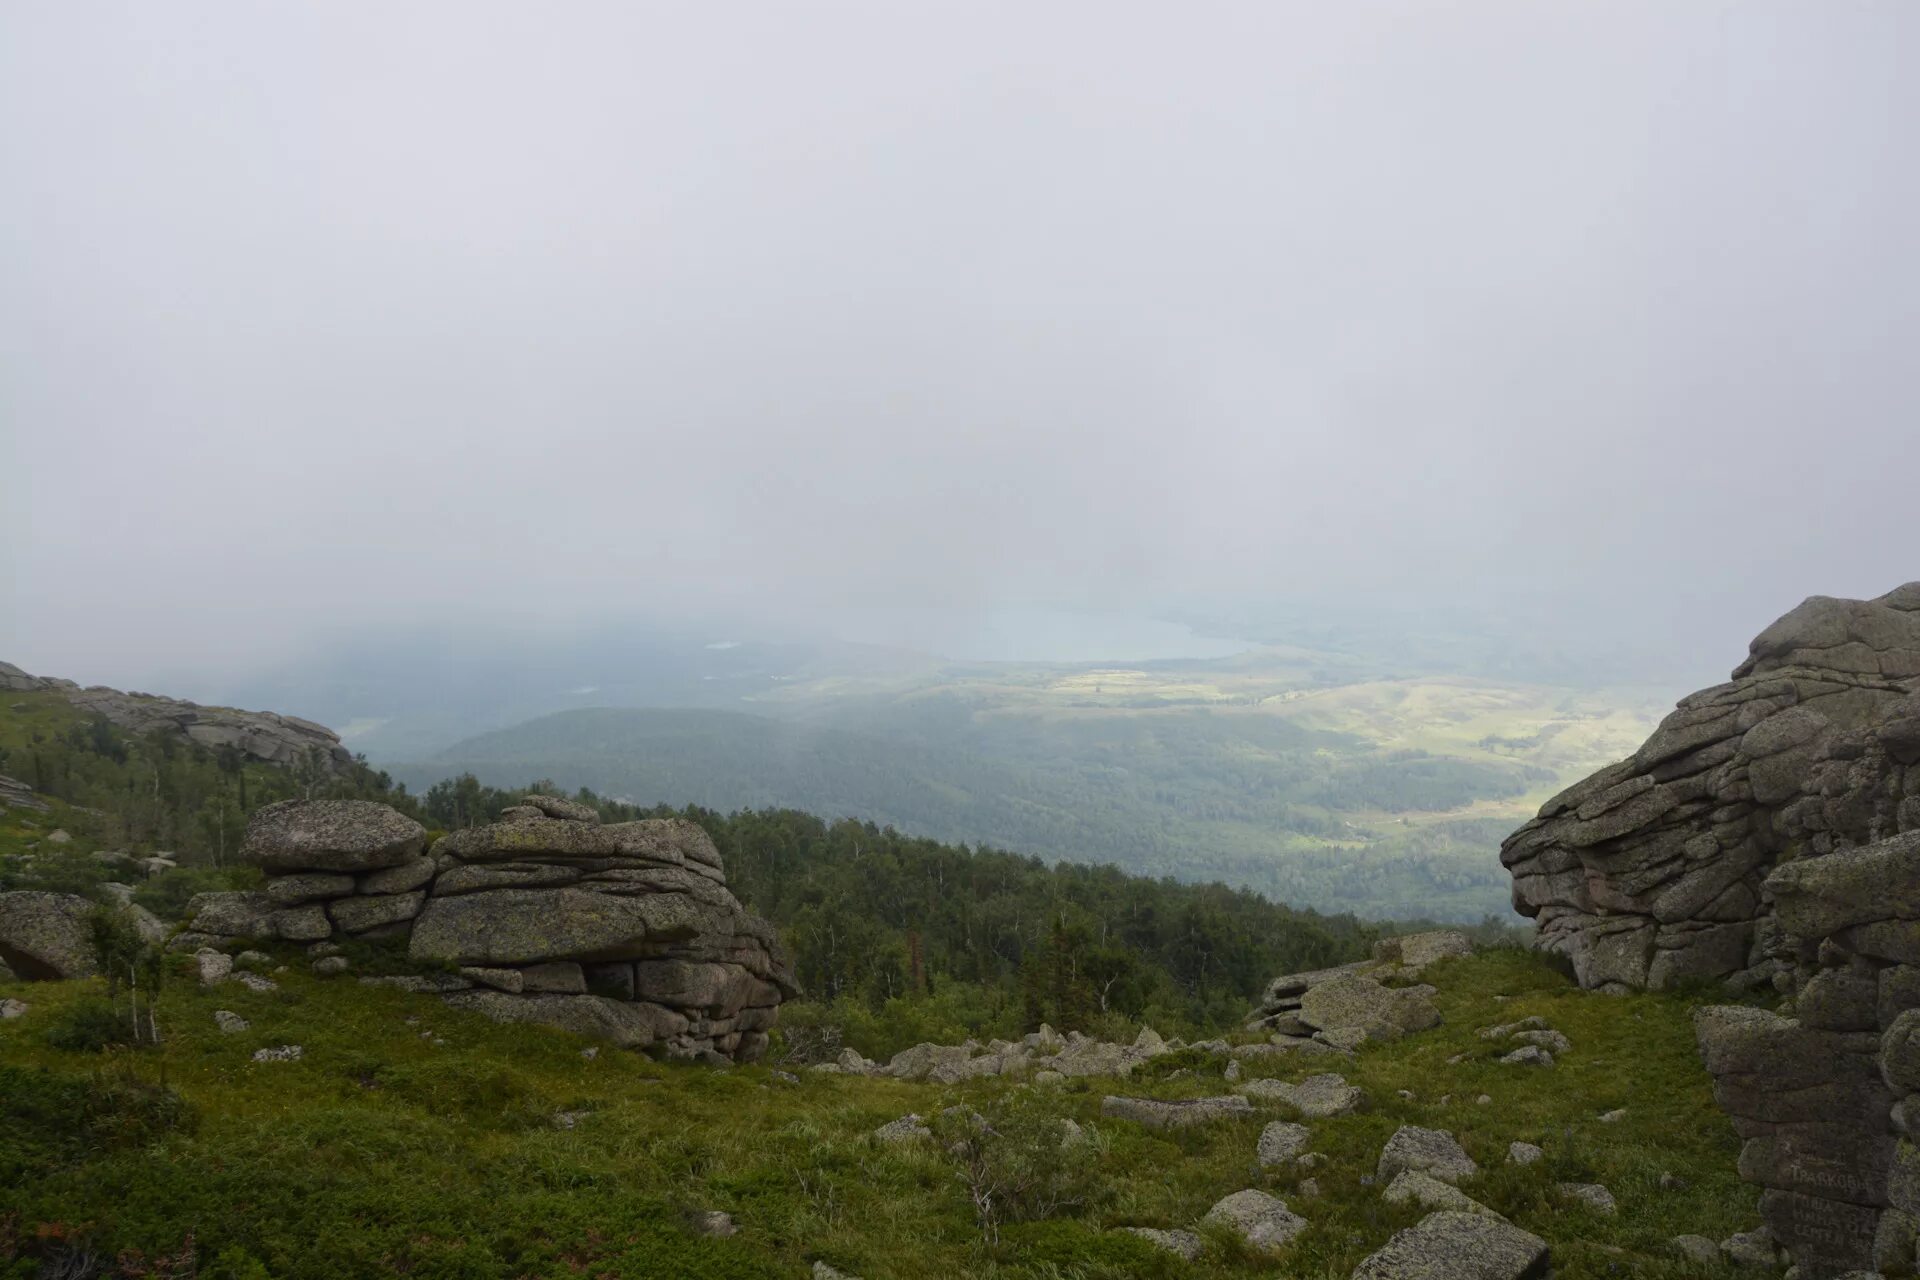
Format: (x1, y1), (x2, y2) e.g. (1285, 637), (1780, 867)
(180, 799), (434, 951)
(177, 797), (797, 1062)
(1245, 930), (1467, 1047)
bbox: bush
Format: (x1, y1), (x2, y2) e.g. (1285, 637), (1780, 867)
(43, 998), (136, 1053)
(133, 865), (260, 921)
(935, 1094), (1111, 1243)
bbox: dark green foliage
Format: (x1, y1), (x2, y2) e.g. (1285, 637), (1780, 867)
(0, 1063), (193, 1182)
(42, 998), (137, 1052)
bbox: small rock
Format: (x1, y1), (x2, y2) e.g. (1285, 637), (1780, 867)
(1203, 1189), (1308, 1249)
(308, 941), (343, 958)
(1239, 1072), (1366, 1117)
(1557, 1182), (1617, 1214)
(553, 1110), (590, 1130)
(1297, 1177), (1321, 1198)
(691, 1210), (737, 1238)
(1296, 1152), (1328, 1170)
(312, 956), (350, 977)
(1100, 1094), (1252, 1130)
(1507, 1141), (1543, 1166)
(1224, 1059), (1242, 1082)
(1257, 1121), (1312, 1167)
(872, 1115), (932, 1143)
(194, 949), (234, 985)
(1598, 1108), (1628, 1123)
(252, 1044), (303, 1063)
(581, 1047), (599, 1060)
(1659, 1172), (1688, 1190)
(0, 998), (28, 1019)
(1118, 1228), (1203, 1261)
(1671, 1235), (1720, 1265)
(1722, 1228), (1779, 1268)
(234, 972), (278, 993)
(212, 1009), (249, 1033)
(1384, 1170), (1504, 1218)
(1398, 1089), (1417, 1100)
(1378, 1125), (1479, 1185)
(46, 829), (71, 844)
(812, 1264), (861, 1280)
(234, 950), (274, 971)
(771, 1069), (800, 1085)
(1498, 1046), (1554, 1068)
(1033, 1069), (1065, 1085)
(1476, 1094), (1492, 1105)
(1513, 1029), (1571, 1055)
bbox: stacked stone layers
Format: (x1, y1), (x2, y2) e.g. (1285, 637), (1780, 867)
(187, 799), (433, 945)
(1696, 831), (1920, 1277)
(1500, 585), (1920, 993)
(410, 798), (796, 1062)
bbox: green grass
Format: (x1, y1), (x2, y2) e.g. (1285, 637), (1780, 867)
(1, 949), (1755, 1279)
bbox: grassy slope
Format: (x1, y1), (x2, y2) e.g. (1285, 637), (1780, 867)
(2, 950), (1753, 1279)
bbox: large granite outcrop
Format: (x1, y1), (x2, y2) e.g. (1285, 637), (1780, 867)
(414, 804), (795, 1062)
(1500, 585), (1920, 993)
(1695, 831), (1920, 1277)
(0, 661), (352, 771)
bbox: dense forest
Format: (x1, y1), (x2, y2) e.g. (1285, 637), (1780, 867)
(0, 692), (1496, 1043)
(407, 704), (1554, 920)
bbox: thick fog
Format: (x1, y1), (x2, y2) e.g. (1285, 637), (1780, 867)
(3, 3), (1915, 690)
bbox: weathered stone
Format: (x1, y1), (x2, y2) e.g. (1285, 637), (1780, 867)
(1117, 1228), (1202, 1260)
(328, 890), (425, 934)
(244, 799), (427, 872)
(1378, 1126), (1478, 1185)
(1256, 1121), (1312, 1166)
(187, 891), (276, 939)
(1556, 1183), (1617, 1214)
(520, 961), (587, 994)
(1100, 1094), (1252, 1130)
(358, 857), (436, 895)
(265, 873), (356, 906)
(1350, 1211), (1549, 1280)
(441, 990), (689, 1048)
(0, 891), (98, 979)
(872, 1114), (931, 1143)
(268, 904), (332, 942)
(212, 1009), (249, 1033)
(1240, 1072), (1367, 1117)
(517, 794), (602, 824)
(1298, 973), (1442, 1041)
(1385, 1171), (1503, 1218)
(1507, 1142), (1543, 1165)
(1202, 1189), (1307, 1250)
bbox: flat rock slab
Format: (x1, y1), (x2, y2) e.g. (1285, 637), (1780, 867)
(1385, 1171), (1503, 1218)
(1378, 1126), (1479, 1185)
(243, 799), (427, 872)
(1351, 1211), (1549, 1280)
(1241, 1072), (1367, 1117)
(1100, 1094), (1253, 1130)
(1117, 1228), (1202, 1261)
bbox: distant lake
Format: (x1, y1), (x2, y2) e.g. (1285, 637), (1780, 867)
(825, 607), (1257, 664)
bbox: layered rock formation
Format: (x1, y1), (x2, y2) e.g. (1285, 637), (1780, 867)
(1245, 930), (1467, 1043)
(183, 796), (796, 1061)
(1500, 585), (1920, 993)
(186, 799), (434, 946)
(1695, 832), (1920, 1276)
(0, 661), (352, 771)
(414, 796), (796, 1062)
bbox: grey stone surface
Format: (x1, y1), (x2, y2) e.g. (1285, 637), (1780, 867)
(1100, 1094), (1252, 1130)
(1203, 1189), (1307, 1250)
(244, 799), (428, 872)
(1351, 1211), (1549, 1280)
(1384, 1171), (1502, 1218)
(1257, 1120), (1312, 1166)
(1377, 1126), (1479, 1185)
(0, 892), (99, 980)
(1240, 1072), (1367, 1117)
(1117, 1228), (1203, 1260)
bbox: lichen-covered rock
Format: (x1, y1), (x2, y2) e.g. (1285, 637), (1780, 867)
(1100, 1094), (1252, 1130)
(186, 891), (276, 939)
(1384, 1171), (1503, 1218)
(1378, 1126), (1479, 1185)
(0, 891), (98, 979)
(1299, 973), (1442, 1042)
(244, 799), (428, 873)
(1257, 1121), (1312, 1166)
(1203, 1189), (1307, 1250)
(1240, 1072), (1367, 1118)
(1117, 1228), (1202, 1260)
(1502, 584), (1920, 995)
(1351, 1211), (1549, 1280)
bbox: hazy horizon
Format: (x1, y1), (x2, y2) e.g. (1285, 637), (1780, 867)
(6, 4), (1916, 695)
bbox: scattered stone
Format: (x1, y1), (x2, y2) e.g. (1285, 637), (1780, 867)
(1378, 1126), (1479, 1185)
(581, 1047), (598, 1060)
(1257, 1121), (1312, 1166)
(46, 829), (71, 844)
(1476, 1094), (1492, 1105)
(195, 949), (235, 985)
(1298, 1177), (1321, 1197)
(234, 972), (279, 993)
(1507, 1142), (1543, 1166)
(1557, 1183), (1617, 1214)
(812, 1264), (860, 1280)
(691, 1210), (737, 1238)
(1384, 1171), (1504, 1218)
(1512, 1029), (1571, 1055)
(1598, 1108), (1627, 1123)
(1203, 1189), (1308, 1250)
(1722, 1228), (1781, 1268)
(252, 1045), (303, 1063)
(0, 998), (28, 1019)
(771, 1069), (799, 1085)
(1100, 1094), (1252, 1130)
(1671, 1235), (1720, 1265)
(1351, 1211), (1550, 1280)
(872, 1115), (932, 1143)
(461, 966), (525, 993)
(312, 956), (350, 977)
(234, 950), (273, 971)
(1224, 1059), (1242, 1082)
(213, 1009), (249, 1033)
(1118, 1228), (1203, 1261)
(553, 1110), (590, 1130)
(1239, 1072), (1367, 1117)
(1499, 1046), (1554, 1068)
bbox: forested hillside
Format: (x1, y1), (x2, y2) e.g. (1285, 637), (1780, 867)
(1, 693), (1421, 1040)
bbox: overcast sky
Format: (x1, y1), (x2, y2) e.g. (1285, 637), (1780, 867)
(3, 2), (1915, 688)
